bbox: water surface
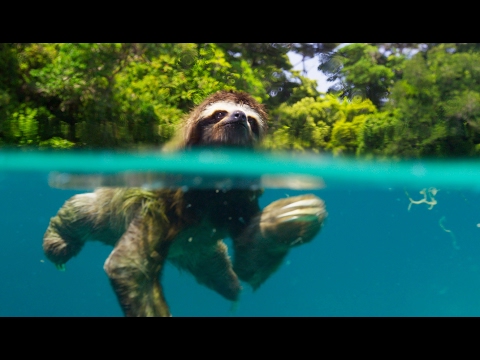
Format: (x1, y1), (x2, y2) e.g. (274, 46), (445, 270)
(1, 149), (480, 316)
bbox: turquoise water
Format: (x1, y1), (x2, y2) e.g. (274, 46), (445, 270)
(2, 149), (480, 316)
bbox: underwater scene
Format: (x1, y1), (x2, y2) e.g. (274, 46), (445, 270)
(2, 149), (480, 317)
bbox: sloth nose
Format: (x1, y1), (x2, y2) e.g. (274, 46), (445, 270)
(233, 111), (247, 122)
(224, 110), (248, 127)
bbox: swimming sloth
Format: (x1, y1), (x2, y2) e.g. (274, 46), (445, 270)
(43, 90), (327, 316)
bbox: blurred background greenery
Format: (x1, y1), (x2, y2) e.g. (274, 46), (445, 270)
(1, 43), (479, 158)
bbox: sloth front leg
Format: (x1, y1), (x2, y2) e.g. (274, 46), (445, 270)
(233, 194), (326, 289)
(104, 214), (171, 317)
(43, 193), (100, 270)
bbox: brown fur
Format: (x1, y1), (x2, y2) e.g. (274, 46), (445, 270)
(43, 90), (327, 316)
(179, 90), (268, 149)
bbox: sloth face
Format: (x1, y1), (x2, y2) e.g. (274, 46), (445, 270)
(196, 101), (263, 147)
(183, 91), (268, 149)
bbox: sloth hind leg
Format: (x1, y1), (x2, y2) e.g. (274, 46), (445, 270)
(169, 240), (241, 302)
(104, 215), (171, 317)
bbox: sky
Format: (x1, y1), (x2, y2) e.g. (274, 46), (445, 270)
(288, 51), (331, 93)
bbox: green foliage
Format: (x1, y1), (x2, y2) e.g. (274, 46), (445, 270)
(1, 43), (271, 149)
(2, 42), (480, 158)
(285, 72), (322, 105)
(329, 114), (370, 156)
(39, 137), (75, 149)
(319, 43), (406, 108)
(380, 43), (480, 157)
(0, 44), (22, 144)
(356, 109), (401, 158)
(218, 43), (311, 107)
(264, 85), (377, 153)
(5, 104), (39, 145)
(219, 44), (290, 91)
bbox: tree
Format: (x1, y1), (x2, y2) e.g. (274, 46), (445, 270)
(318, 43), (406, 108)
(218, 43), (339, 108)
(264, 75), (377, 154)
(0, 43), (269, 149)
(358, 43), (480, 158)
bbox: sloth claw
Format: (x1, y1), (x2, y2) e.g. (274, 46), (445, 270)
(260, 194), (327, 248)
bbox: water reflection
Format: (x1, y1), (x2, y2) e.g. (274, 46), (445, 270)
(48, 171), (326, 191)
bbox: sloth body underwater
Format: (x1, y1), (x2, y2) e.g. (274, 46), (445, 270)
(43, 90), (327, 317)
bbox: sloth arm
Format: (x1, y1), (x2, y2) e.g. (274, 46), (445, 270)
(232, 194), (326, 290)
(43, 193), (107, 269)
(43, 189), (129, 269)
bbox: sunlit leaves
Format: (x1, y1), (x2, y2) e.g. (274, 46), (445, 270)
(3, 42), (480, 158)
(2, 43), (271, 149)
(5, 104), (39, 145)
(264, 89), (377, 153)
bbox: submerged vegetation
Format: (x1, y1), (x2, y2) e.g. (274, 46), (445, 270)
(1, 42), (480, 158)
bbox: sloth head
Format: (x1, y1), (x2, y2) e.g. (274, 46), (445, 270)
(182, 90), (268, 149)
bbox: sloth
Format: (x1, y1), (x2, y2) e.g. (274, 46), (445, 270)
(43, 90), (327, 317)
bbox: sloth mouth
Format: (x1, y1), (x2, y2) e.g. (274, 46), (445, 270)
(220, 119), (250, 138)
(221, 119), (248, 130)
(221, 123), (250, 140)
(214, 127), (252, 146)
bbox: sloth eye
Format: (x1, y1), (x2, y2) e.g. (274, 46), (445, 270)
(214, 111), (227, 121)
(248, 117), (259, 134)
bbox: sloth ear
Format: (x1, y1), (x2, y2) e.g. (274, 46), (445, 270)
(183, 118), (202, 147)
(162, 113), (202, 151)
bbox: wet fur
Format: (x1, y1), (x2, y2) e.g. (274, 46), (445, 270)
(43, 90), (326, 316)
